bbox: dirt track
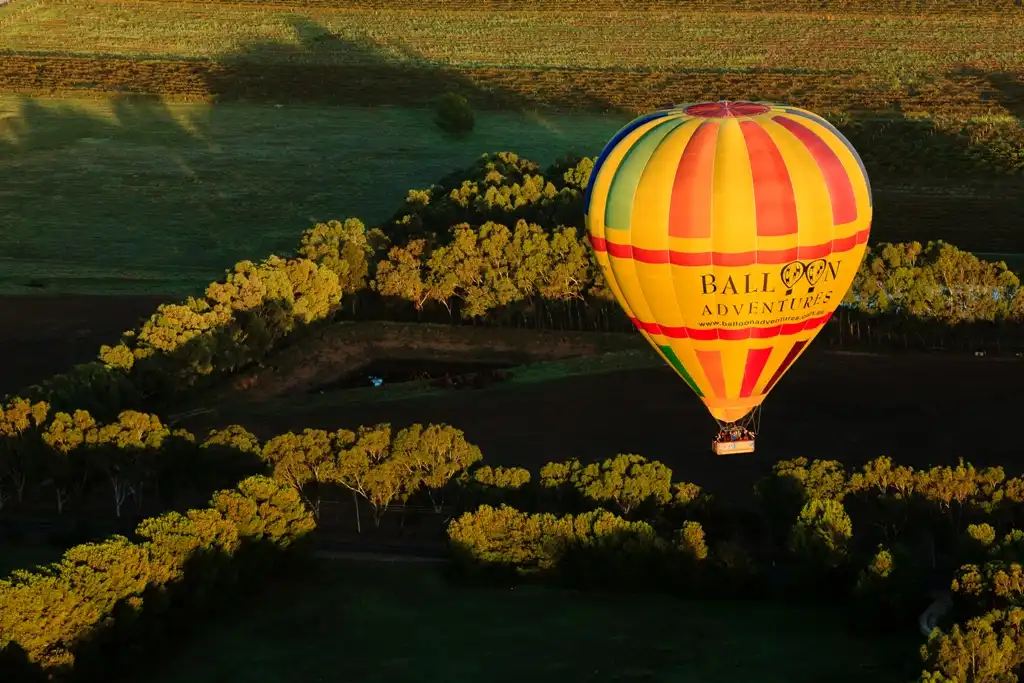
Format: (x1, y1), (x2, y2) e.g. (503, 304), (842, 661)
(4, 295), (1023, 501)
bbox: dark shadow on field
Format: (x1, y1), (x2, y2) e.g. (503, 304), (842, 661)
(211, 349), (1024, 505)
(955, 67), (1024, 122)
(204, 24), (1024, 250)
(202, 15), (607, 111)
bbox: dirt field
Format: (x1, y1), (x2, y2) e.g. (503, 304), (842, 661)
(0, 294), (168, 395)
(201, 348), (1019, 500)
(5, 295), (1022, 503)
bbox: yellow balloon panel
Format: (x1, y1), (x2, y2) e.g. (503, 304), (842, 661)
(585, 101), (873, 422)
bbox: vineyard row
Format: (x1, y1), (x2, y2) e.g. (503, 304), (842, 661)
(102, 0), (1024, 14)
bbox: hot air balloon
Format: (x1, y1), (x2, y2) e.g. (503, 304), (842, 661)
(585, 101), (872, 455)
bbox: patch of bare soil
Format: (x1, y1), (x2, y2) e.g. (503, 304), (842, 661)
(0, 294), (169, 396)
(205, 349), (1024, 502)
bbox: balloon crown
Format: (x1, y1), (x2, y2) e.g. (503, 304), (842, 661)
(683, 101), (771, 118)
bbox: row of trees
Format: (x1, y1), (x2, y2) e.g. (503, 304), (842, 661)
(12, 152), (1022, 423)
(447, 454), (1024, 683)
(0, 396), (491, 537)
(9, 392), (1024, 680)
(0, 475), (314, 682)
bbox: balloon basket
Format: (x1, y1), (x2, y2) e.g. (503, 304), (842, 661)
(713, 439), (756, 456)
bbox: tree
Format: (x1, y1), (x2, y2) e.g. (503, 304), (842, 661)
(447, 505), (550, 574)
(851, 545), (927, 630)
(199, 424), (264, 489)
(915, 459), (990, 532)
(846, 456), (916, 542)
(428, 224), (484, 318)
(538, 226), (590, 327)
(756, 458), (849, 535)
(211, 475), (315, 548)
(467, 465), (530, 490)
(261, 429), (338, 518)
(447, 505), (667, 584)
(373, 240), (444, 316)
(920, 608), (1024, 683)
(434, 92), (475, 136)
(458, 465), (531, 507)
(788, 498), (853, 570)
(124, 297), (233, 395)
(136, 508), (240, 588)
(571, 454), (673, 517)
(0, 398), (49, 507)
(333, 424), (420, 528)
(952, 561), (1024, 614)
(678, 521), (708, 561)
(297, 218), (385, 315)
(391, 423), (482, 512)
(539, 459), (581, 490)
(473, 222), (524, 317)
(967, 524), (999, 558)
(88, 411), (170, 517)
(40, 410), (97, 514)
(672, 482), (704, 506)
(0, 536), (151, 672)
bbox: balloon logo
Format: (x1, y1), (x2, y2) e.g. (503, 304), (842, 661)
(780, 261), (806, 295)
(585, 101), (872, 446)
(805, 258), (828, 293)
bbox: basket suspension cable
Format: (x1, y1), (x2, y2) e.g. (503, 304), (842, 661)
(713, 405), (761, 440)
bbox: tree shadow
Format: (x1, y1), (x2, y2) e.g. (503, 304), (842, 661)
(200, 14), (591, 111)
(3, 14), (1024, 405)
(955, 66), (1024, 122)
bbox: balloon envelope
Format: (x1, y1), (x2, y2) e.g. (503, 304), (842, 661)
(586, 101), (872, 423)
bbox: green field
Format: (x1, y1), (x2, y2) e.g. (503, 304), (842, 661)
(0, 95), (625, 295)
(147, 560), (916, 683)
(4, 93), (1023, 296)
(2, 0), (1023, 296)
(2, 0), (1020, 75)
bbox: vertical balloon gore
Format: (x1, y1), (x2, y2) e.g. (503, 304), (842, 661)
(585, 101), (872, 424)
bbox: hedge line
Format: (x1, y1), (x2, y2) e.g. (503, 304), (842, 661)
(448, 454), (1024, 682)
(0, 394), (488, 539)
(9, 397), (1024, 680)
(0, 475), (314, 682)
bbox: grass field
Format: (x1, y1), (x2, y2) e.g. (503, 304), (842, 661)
(3, 92), (1024, 296)
(146, 560), (917, 683)
(2, 1), (1020, 75)
(0, 95), (624, 295)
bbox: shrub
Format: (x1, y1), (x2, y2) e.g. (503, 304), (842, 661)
(448, 504), (672, 589)
(571, 454), (673, 517)
(434, 92), (475, 136)
(457, 465), (531, 509)
(789, 498), (853, 570)
(678, 521), (708, 561)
